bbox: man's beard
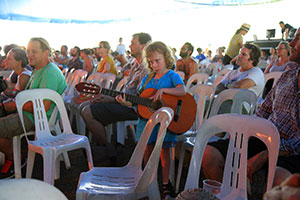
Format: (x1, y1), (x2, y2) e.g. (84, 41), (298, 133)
(180, 52), (188, 58)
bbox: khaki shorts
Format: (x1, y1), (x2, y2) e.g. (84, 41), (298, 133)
(0, 113), (34, 139)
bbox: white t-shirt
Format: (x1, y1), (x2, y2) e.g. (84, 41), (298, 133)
(221, 67), (264, 97)
(116, 44), (126, 55)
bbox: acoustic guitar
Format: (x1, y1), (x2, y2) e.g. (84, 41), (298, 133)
(75, 82), (196, 134)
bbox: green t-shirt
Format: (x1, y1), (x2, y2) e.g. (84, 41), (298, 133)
(24, 62), (67, 122)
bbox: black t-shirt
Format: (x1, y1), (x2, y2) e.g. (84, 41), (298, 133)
(281, 23), (295, 34)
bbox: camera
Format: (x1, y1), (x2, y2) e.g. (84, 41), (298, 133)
(0, 76), (8, 93)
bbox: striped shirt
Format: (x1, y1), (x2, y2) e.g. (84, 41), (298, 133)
(256, 62), (300, 155)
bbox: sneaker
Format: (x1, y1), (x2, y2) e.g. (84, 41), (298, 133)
(0, 159), (14, 179)
(162, 180), (176, 199)
(0, 158), (27, 179)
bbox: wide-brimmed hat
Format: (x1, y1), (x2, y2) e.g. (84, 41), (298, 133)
(240, 23), (251, 32)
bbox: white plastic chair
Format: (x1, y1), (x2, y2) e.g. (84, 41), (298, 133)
(258, 71), (283, 104)
(0, 178), (68, 200)
(76, 107), (174, 200)
(64, 69), (88, 111)
(184, 114), (280, 200)
(15, 88), (93, 185)
(70, 72), (116, 136)
(106, 76), (139, 145)
(13, 102), (71, 179)
(264, 71), (282, 87)
(176, 88), (257, 193)
(175, 84), (215, 192)
(185, 73), (209, 91)
(209, 88), (257, 117)
(212, 68), (231, 87)
(207, 63), (222, 83)
(69, 72), (104, 134)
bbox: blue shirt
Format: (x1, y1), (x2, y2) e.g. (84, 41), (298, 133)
(136, 70), (184, 145)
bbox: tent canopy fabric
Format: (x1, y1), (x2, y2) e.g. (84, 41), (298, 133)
(0, 0), (282, 24)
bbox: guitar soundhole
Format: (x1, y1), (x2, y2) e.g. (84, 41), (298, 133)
(151, 100), (162, 110)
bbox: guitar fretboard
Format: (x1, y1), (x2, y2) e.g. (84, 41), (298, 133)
(100, 88), (153, 107)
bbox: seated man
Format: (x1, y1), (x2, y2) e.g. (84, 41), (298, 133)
(175, 42), (199, 84)
(201, 28), (300, 187)
(215, 43), (264, 97)
(68, 46), (83, 71)
(0, 37), (67, 178)
(80, 32), (151, 161)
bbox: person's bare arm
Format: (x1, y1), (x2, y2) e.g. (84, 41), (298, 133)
(186, 62), (198, 81)
(102, 63), (111, 73)
(230, 55), (238, 65)
(3, 100), (52, 113)
(285, 28), (289, 40)
(264, 60), (275, 74)
(227, 78), (256, 89)
(81, 52), (93, 73)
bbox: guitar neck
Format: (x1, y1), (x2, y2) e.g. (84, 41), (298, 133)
(100, 88), (153, 107)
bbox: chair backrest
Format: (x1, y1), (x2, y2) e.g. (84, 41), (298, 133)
(209, 88), (257, 117)
(207, 63), (221, 78)
(16, 88), (73, 140)
(64, 69), (88, 97)
(99, 72), (116, 89)
(186, 73), (209, 91)
(65, 68), (75, 84)
(127, 107), (174, 193)
(115, 76), (128, 92)
(264, 72), (282, 86)
(184, 114), (280, 199)
(0, 178), (68, 200)
(262, 71), (283, 99)
(189, 84), (215, 131)
(213, 69), (231, 87)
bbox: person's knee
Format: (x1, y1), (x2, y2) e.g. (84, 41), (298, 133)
(273, 166), (292, 186)
(81, 105), (92, 121)
(202, 145), (224, 169)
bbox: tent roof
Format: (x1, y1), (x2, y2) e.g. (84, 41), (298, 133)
(0, 0), (282, 24)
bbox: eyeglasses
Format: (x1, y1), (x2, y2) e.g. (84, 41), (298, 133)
(98, 45), (103, 48)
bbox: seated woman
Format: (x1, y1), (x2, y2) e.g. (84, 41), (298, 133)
(264, 41), (290, 74)
(96, 41), (117, 75)
(2, 48), (31, 104)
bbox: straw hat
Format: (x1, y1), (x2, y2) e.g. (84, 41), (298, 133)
(240, 23), (251, 32)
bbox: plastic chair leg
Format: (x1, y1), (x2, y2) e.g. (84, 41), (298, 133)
(84, 143), (94, 169)
(106, 124), (113, 143)
(169, 147), (175, 186)
(148, 176), (161, 200)
(176, 142), (187, 193)
(62, 152), (71, 169)
(26, 150), (36, 178)
(43, 150), (55, 185)
(55, 155), (61, 180)
(0, 152), (4, 166)
(13, 135), (22, 179)
(117, 121), (126, 145)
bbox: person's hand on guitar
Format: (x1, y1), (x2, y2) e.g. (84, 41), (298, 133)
(115, 94), (133, 107)
(150, 88), (165, 101)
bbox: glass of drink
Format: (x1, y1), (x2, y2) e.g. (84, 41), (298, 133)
(203, 179), (223, 195)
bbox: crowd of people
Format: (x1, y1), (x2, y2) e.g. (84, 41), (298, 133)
(0, 23), (299, 200)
